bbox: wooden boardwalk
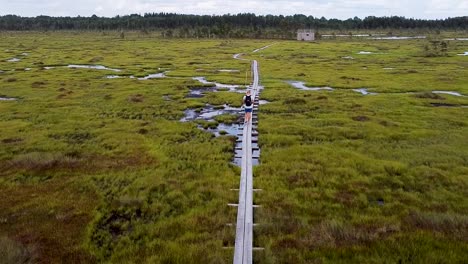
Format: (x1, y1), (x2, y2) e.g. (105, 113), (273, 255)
(233, 60), (260, 264)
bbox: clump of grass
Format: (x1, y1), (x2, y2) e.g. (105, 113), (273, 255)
(9, 152), (81, 172)
(383, 162), (407, 176)
(307, 220), (400, 247)
(31, 81), (46, 88)
(0, 236), (35, 264)
(48, 131), (94, 144)
(414, 92), (444, 100)
(214, 114), (238, 124)
(283, 98), (307, 105)
(89, 56), (103, 63)
(2, 138), (23, 144)
(352, 115), (370, 122)
(187, 84), (214, 89)
(340, 76), (362, 81)
(379, 120), (397, 127)
(405, 211), (468, 239)
(194, 119), (220, 129)
(212, 105), (224, 110)
(128, 94), (144, 103)
(137, 128), (149, 134)
(203, 121), (219, 129)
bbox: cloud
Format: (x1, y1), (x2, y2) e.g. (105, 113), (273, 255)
(0, 0), (466, 19)
(425, 0), (468, 15)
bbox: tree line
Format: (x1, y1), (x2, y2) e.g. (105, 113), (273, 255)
(0, 13), (467, 38)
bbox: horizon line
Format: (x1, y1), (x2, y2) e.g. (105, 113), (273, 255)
(1, 13), (466, 21)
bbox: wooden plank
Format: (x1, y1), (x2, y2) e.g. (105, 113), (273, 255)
(233, 60), (259, 264)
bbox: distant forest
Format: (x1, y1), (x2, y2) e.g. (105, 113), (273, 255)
(1, 13), (467, 38)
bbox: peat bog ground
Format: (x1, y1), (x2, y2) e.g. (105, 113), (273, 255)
(0, 31), (467, 263)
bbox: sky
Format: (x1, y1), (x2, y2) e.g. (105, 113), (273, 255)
(0, 0), (467, 19)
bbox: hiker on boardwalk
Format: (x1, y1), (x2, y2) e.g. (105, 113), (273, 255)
(242, 90), (253, 124)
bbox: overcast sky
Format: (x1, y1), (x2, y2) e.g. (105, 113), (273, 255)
(0, 0), (467, 19)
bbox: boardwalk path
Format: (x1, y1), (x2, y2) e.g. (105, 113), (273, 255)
(233, 45), (269, 263)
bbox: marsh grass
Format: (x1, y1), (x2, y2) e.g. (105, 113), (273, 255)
(0, 32), (265, 263)
(0, 32), (467, 263)
(251, 38), (468, 263)
(0, 236), (35, 264)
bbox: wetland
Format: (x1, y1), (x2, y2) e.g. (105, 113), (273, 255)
(0, 31), (467, 263)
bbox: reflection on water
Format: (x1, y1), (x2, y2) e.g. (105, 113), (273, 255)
(138, 72), (166, 80)
(180, 109), (198, 122)
(432, 91), (465, 97)
(68, 64), (121, 72)
(0, 97), (18, 101)
(180, 103), (258, 167)
(353, 88), (377, 95)
(186, 87), (219, 98)
(217, 69), (240, 72)
(287, 81), (334, 91)
(200, 109), (228, 119)
(105, 75), (121, 79)
(211, 123), (240, 137)
(369, 36), (426, 40)
(253, 44), (275, 53)
(444, 38), (468, 41)
(233, 53), (243, 59)
(180, 104), (242, 122)
(192, 77), (247, 93)
(105, 72), (167, 80)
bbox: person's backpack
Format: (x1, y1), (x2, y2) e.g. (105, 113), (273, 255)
(245, 95), (252, 106)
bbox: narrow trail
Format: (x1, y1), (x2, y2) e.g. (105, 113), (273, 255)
(232, 44), (271, 264)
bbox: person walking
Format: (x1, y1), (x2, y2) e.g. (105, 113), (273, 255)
(242, 90), (253, 124)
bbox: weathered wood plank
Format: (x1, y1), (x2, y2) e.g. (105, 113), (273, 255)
(233, 59), (260, 264)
